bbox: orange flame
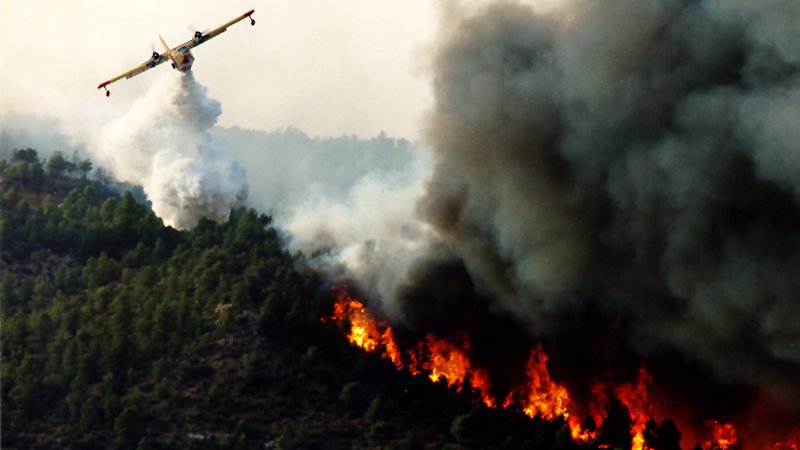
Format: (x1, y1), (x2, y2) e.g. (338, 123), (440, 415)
(702, 421), (738, 450)
(519, 346), (571, 420)
(407, 334), (496, 407)
(512, 346), (591, 441)
(327, 289), (404, 369)
(614, 367), (653, 450)
(328, 289), (495, 406)
(584, 367), (653, 448)
(325, 286), (796, 450)
(413, 335), (471, 387)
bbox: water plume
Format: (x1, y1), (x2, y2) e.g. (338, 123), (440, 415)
(93, 71), (248, 229)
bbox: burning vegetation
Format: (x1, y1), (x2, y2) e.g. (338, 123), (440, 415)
(327, 287), (799, 450)
(295, 1), (800, 448)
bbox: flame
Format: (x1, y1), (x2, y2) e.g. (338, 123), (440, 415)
(328, 288), (495, 406)
(773, 430), (800, 450)
(327, 289), (404, 369)
(412, 335), (470, 387)
(614, 367), (653, 450)
(325, 286), (796, 450)
(519, 346), (571, 420)
(513, 346), (591, 441)
(405, 334), (495, 407)
(702, 421), (737, 450)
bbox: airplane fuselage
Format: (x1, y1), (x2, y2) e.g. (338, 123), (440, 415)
(160, 35), (194, 72)
(171, 47), (195, 71)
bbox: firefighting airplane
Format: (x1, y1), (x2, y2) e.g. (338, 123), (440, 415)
(97, 10), (255, 96)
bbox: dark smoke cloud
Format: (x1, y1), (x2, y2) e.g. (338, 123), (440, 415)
(411, 0), (800, 412)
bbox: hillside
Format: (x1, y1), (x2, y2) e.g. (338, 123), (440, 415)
(1, 149), (599, 450)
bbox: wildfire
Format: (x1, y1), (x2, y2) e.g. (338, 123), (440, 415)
(509, 346), (592, 441)
(407, 334), (495, 406)
(702, 421), (737, 450)
(773, 430), (800, 450)
(325, 287), (794, 450)
(612, 368), (652, 450)
(327, 289), (404, 369)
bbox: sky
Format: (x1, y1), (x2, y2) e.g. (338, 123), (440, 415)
(0, 0), (438, 140)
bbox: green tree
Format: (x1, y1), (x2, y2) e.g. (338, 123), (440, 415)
(365, 420), (393, 446)
(12, 148), (39, 163)
(80, 396), (101, 431)
(28, 160), (46, 191)
(451, 410), (485, 445)
(103, 392), (122, 421)
(240, 351), (264, 384)
(339, 381), (368, 415)
(66, 373), (89, 422)
(8, 354), (46, 417)
(135, 437), (152, 450)
(30, 275), (55, 308)
(233, 419), (248, 450)
(364, 396), (396, 423)
(77, 159), (93, 178)
(46, 150), (75, 180)
(1, 269), (16, 311)
(113, 404), (144, 448)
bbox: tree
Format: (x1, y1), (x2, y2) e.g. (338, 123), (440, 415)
(240, 351), (265, 384)
(67, 373), (88, 422)
(8, 354), (46, 417)
(83, 252), (121, 288)
(31, 275), (55, 309)
(46, 150), (75, 181)
(652, 419), (681, 450)
(644, 419), (658, 448)
(28, 160), (45, 191)
(11, 148), (39, 164)
(113, 404), (144, 448)
(597, 397), (633, 450)
(233, 420), (248, 450)
(364, 396), (397, 423)
(365, 420), (393, 446)
(451, 409), (486, 445)
(77, 159), (93, 178)
(339, 381), (368, 414)
(1, 269), (16, 311)
(80, 396), (101, 431)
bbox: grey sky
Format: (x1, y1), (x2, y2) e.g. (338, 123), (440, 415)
(0, 0), (438, 139)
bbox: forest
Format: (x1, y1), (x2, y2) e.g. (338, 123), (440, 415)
(1, 149), (691, 449)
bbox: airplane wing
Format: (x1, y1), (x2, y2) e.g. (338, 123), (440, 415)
(97, 10), (254, 96)
(171, 9), (255, 53)
(97, 53), (168, 95)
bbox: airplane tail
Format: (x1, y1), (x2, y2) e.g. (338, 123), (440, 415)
(159, 35), (180, 69)
(159, 35), (171, 54)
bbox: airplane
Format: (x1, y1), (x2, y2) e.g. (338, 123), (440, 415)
(97, 9), (255, 97)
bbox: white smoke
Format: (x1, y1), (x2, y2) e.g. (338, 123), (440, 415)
(92, 71), (248, 229)
(282, 145), (436, 317)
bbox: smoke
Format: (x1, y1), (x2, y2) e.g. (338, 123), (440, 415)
(289, 0), (800, 434)
(415, 0), (800, 413)
(212, 127), (419, 217)
(92, 71), (248, 229)
(283, 144), (437, 319)
(0, 112), (86, 160)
